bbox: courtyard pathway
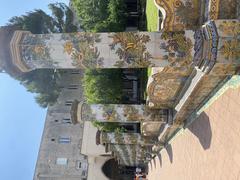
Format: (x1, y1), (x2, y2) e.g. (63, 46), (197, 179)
(147, 82), (240, 180)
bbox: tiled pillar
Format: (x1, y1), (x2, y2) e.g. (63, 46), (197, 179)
(101, 132), (156, 146)
(10, 30), (196, 70)
(81, 103), (168, 122)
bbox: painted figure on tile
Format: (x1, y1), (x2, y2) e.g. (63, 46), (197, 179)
(21, 34), (53, 68)
(109, 32), (153, 68)
(218, 21), (240, 36)
(220, 39), (240, 61)
(101, 105), (121, 122)
(175, 0), (200, 29)
(123, 105), (141, 121)
(62, 33), (104, 68)
(160, 31), (193, 74)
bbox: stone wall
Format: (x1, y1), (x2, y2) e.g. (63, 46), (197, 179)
(34, 70), (88, 180)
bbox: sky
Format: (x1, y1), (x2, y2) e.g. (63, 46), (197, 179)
(0, 0), (69, 26)
(0, 0), (69, 179)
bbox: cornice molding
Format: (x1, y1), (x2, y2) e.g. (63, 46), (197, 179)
(10, 30), (32, 72)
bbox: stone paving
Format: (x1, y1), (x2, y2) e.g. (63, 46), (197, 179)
(147, 86), (240, 180)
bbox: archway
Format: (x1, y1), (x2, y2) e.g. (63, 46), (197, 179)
(101, 158), (119, 179)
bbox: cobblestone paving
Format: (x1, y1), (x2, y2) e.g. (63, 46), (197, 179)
(147, 87), (240, 180)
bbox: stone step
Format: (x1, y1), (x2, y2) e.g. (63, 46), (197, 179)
(174, 68), (205, 113)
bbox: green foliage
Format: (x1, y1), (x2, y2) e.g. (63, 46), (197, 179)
(147, 68), (152, 77)
(19, 69), (64, 108)
(8, 3), (78, 33)
(83, 69), (123, 104)
(7, 3), (78, 108)
(146, 0), (159, 31)
(72, 0), (127, 32)
(72, 0), (108, 31)
(92, 121), (126, 133)
(48, 3), (78, 33)
(8, 10), (55, 34)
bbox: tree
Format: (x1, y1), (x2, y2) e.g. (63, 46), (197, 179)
(92, 121), (127, 133)
(19, 69), (63, 108)
(8, 10), (55, 34)
(48, 3), (78, 33)
(72, 0), (127, 32)
(6, 3), (78, 108)
(71, 0), (109, 31)
(8, 3), (78, 34)
(83, 69), (123, 104)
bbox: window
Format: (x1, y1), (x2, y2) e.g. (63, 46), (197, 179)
(120, 123), (140, 133)
(76, 160), (88, 170)
(82, 170), (86, 176)
(76, 160), (81, 169)
(59, 137), (71, 144)
(68, 84), (78, 90)
(56, 158), (68, 165)
(71, 70), (81, 74)
(62, 118), (72, 124)
(65, 101), (73, 106)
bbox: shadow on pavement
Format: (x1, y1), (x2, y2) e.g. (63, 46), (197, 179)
(156, 153), (162, 167)
(153, 156), (157, 168)
(187, 112), (212, 150)
(149, 160), (153, 170)
(166, 144), (173, 163)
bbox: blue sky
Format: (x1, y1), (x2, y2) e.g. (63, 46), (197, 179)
(0, 0), (69, 26)
(0, 0), (69, 179)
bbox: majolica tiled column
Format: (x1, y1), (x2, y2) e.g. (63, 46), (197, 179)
(81, 103), (168, 122)
(110, 144), (150, 166)
(100, 132), (156, 146)
(10, 30), (196, 71)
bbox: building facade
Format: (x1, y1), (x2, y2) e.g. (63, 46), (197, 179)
(33, 70), (88, 180)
